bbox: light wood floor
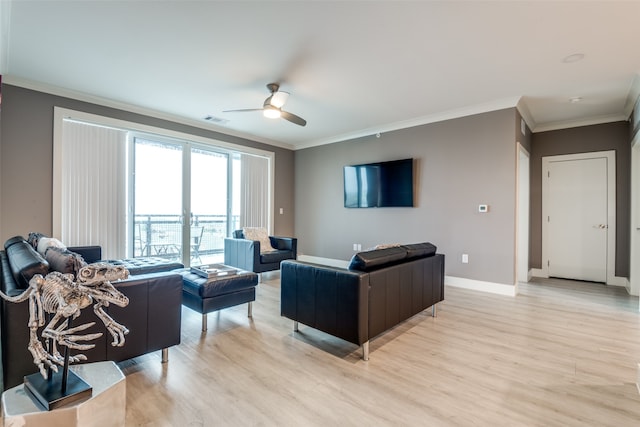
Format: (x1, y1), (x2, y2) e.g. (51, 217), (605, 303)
(121, 274), (640, 426)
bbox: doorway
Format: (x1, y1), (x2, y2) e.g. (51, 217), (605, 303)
(541, 151), (616, 284)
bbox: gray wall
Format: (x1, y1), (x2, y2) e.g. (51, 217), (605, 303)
(295, 108), (520, 286)
(530, 121), (631, 277)
(0, 84), (295, 243)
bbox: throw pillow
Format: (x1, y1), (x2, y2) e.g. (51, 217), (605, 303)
(37, 237), (66, 257)
(45, 247), (88, 277)
(402, 242), (437, 260)
(6, 240), (49, 288)
(242, 227), (275, 253)
(348, 247), (407, 272)
(27, 232), (46, 250)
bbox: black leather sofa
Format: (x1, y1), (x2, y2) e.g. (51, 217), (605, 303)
(0, 236), (183, 390)
(281, 243), (444, 360)
(224, 230), (297, 275)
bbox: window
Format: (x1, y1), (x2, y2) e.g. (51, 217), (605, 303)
(53, 107), (274, 266)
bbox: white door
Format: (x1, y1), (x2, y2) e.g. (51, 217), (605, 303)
(546, 157), (608, 282)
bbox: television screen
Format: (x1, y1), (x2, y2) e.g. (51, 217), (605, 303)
(344, 158), (414, 208)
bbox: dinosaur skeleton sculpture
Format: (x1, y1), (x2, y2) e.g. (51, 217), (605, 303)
(0, 262), (130, 379)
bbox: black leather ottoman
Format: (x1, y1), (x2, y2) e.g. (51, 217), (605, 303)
(102, 257), (184, 275)
(175, 268), (259, 331)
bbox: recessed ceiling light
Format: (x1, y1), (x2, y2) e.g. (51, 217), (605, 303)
(563, 53), (585, 63)
(569, 96), (582, 103)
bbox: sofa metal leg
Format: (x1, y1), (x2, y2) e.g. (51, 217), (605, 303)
(161, 348), (168, 363)
(202, 314), (208, 331)
(362, 341), (370, 361)
(293, 321), (299, 332)
(432, 303), (437, 317)
(248, 301), (253, 318)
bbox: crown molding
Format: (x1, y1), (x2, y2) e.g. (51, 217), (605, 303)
(296, 96), (522, 150)
(516, 97), (536, 132)
(6, 74), (632, 149)
(2, 76), (296, 151)
(624, 73), (640, 119)
(533, 113), (629, 133)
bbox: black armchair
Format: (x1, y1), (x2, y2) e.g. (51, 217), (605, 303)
(224, 230), (297, 275)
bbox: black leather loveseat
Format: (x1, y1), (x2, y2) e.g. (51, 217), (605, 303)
(0, 236), (183, 390)
(281, 243), (444, 360)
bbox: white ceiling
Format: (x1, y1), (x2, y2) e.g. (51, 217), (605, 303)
(2, 1), (640, 150)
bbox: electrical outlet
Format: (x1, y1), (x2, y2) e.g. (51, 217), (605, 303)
(462, 254), (469, 263)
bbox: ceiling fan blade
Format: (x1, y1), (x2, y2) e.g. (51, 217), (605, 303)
(223, 83), (305, 126)
(222, 108), (263, 113)
(281, 110), (307, 127)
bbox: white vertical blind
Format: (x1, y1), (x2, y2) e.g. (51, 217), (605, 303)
(59, 120), (127, 258)
(239, 154), (270, 231)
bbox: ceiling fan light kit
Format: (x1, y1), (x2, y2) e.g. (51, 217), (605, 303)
(263, 107), (281, 119)
(269, 90), (289, 108)
(224, 83), (307, 126)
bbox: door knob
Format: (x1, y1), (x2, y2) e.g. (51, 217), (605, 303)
(593, 224), (608, 229)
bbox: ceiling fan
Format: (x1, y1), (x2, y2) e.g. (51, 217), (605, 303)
(223, 83), (307, 127)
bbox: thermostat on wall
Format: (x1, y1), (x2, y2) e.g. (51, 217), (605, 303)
(478, 204), (489, 213)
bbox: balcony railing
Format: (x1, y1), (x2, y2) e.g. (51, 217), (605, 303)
(134, 214), (239, 261)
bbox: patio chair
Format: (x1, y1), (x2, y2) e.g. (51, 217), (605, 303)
(191, 226), (204, 263)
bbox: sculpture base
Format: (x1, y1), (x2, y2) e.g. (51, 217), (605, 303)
(23, 370), (92, 411)
(2, 361), (126, 427)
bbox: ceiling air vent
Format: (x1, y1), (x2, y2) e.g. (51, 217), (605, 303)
(203, 115), (229, 125)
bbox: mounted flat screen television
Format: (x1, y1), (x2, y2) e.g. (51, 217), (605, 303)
(344, 158), (414, 208)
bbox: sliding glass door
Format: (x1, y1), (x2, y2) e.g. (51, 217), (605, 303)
(189, 148), (230, 264)
(132, 137), (238, 266)
(133, 138), (183, 260)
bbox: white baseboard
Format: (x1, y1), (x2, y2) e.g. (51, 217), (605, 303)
(608, 276), (629, 288)
(530, 268), (633, 293)
(445, 276), (518, 297)
(297, 256), (519, 297)
(531, 268), (547, 278)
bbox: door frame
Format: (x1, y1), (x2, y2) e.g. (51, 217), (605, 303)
(516, 143), (530, 283)
(630, 135), (640, 297)
(541, 150), (616, 284)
